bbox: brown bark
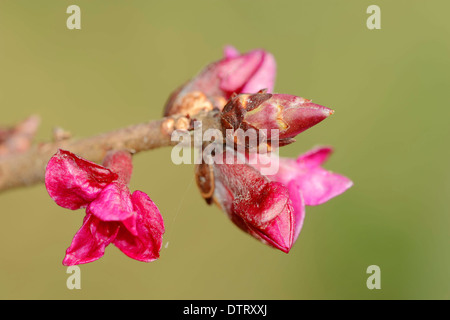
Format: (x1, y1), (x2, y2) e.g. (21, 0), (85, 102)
(0, 110), (221, 193)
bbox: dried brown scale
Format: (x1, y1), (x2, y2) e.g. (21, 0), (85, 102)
(160, 118), (175, 136)
(195, 162), (215, 204)
(52, 127), (72, 142)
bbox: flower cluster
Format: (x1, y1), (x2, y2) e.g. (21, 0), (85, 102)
(164, 45), (276, 117)
(167, 46), (353, 253)
(45, 45), (352, 264)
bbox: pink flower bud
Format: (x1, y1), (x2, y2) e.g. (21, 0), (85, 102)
(221, 92), (334, 147)
(249, 147), (353, 243)
(45, 149), (165, 265)
(195, 146), (352, 252)
(163, 46), (276, 117)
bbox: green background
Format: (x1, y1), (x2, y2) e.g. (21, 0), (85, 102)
(0, 0), (448, 299)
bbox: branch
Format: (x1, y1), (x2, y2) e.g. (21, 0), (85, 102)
(0, 110), (221, 194)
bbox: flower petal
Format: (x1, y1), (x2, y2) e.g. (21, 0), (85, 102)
(257, 148), (353, 206)
(232, 181), (291, 228)
(287, 180), (306, 243)
(210, 149), (294, 252)
(113, 190), (165, 262)
(246, 198), (294, 253)
(241, 51), (276, 94)
(45, 149), (118, 210)
(87, 182), (137, 228)
(296, 167), (353, 206)
(296, 146), (333, 168)
(62, 213), (119, 266)
(219, 49), (265, 93)
(213, 153), (287, 227)
(223, 45), (240, 59)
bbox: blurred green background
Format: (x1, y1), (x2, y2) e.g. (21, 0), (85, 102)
(0, 0), (449, 299)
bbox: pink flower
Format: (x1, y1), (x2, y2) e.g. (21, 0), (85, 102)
(163, 45), (276, 117)
(250, 147), (353, 243)
(195, 148), (294, 253)
(45, 149), (165, 265)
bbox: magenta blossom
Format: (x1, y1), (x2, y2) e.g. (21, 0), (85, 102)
(164, 45), (276, 117)
(195, 146), (352, 252)
(249, 146), (353, 243)
(45, 149), (165, 265)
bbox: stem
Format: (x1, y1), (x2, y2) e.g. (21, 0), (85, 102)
(0, 110), (221, 193)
